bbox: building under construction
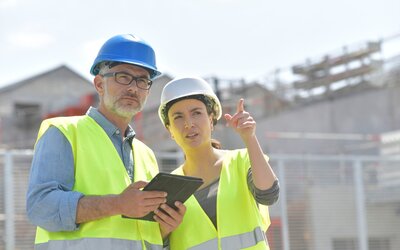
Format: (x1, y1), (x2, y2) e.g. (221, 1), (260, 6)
(0, 35), (400, 250)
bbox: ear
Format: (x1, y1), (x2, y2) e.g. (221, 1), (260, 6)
(93, 75), (105, 95)
(209, 116), (214, 131)
(166, 126), (175, 140)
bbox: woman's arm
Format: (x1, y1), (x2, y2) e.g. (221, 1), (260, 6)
(224, 98), (278, 190)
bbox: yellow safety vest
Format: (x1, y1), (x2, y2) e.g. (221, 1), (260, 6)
(34, 116), (163, 250)
(170, 149), (271, 250)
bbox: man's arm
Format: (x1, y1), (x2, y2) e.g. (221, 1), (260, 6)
(27, 126), (168, 230)
(76, 181), (167, 223)
(26, 126), (83, 231)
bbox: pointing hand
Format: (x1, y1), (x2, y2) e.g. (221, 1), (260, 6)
(224, 98), (256, 141)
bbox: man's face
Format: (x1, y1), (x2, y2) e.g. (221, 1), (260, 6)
(97, 64), (151, 119)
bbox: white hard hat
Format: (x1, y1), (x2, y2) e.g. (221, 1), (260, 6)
(158, 76), (222, 126)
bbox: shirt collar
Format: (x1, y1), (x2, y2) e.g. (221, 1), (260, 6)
(86, 107), (136, 140)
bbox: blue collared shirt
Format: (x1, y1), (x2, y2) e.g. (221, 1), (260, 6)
(26, 107), (135, 231)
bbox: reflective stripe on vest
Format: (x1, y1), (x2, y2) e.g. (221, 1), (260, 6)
(35, 238), (163, 250)
(144, 240), (163, 250)
(189, 238), (218, 250)
(188, 227), (267, 250)
(221, 227), (267, 250)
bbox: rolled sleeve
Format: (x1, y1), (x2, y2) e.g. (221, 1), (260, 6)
(247, 169), (280, 205)
(61, 190), (84, 230)
(26, 126), (83, 231)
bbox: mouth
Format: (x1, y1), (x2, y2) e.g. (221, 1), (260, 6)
(185, 132), (199, 139)
(121, 96), (139, 103)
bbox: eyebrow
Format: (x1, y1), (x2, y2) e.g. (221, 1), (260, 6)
(171, 107), (203, 116)
(118, 71), (149, 78)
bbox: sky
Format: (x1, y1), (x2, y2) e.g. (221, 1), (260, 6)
(0, 0), (399, 88)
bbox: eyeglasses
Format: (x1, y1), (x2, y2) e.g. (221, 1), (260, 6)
(101, 72), (153, 90)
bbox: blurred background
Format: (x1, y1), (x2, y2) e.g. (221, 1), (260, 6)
(1, 0), (400, 249)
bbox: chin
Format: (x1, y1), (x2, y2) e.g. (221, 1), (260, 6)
(117, 106), (140, 116)
(187, 141), (205, 149)
(115, 110), (136, 119)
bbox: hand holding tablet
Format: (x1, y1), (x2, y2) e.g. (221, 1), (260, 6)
(123, 173), (204, 221)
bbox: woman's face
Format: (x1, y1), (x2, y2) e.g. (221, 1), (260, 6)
(167, 98), (213, 149)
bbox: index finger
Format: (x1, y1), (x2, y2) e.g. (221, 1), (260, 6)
(237, 98), (244, 113)
(142, 190), (167, 198)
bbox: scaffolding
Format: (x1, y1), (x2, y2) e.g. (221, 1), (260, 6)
(291, 41), (383, 97)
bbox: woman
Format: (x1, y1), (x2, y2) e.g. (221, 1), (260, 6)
(156, 76), (279, 250)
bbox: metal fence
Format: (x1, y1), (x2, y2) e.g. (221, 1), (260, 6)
(1, 150), (400, 250)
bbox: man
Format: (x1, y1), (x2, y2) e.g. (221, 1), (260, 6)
(26, 34), (185, 250)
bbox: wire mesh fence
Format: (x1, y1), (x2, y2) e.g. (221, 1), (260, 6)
(1, 150), (399, 250)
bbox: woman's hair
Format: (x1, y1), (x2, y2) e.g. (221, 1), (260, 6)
(163, 94), (222, 149)
(211, 139), (222, 149)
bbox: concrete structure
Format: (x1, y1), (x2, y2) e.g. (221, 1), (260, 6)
(256, 80), (400, 155)
(0, 65), (95, 148)
(0, 66), (174, 150)
(1, 38), (400, 250)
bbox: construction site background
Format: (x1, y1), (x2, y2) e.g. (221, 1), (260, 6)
(1, 34), (400, 250)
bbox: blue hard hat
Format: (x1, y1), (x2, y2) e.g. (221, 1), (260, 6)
(90, 34), (162, 79)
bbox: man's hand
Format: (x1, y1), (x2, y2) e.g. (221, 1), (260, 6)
(117, 181), (167, 218)
(154, 201), (186, 239)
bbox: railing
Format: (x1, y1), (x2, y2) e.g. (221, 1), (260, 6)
(1, 150), (399, 250)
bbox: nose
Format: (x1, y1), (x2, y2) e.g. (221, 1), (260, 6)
(184, 118), (193, 129)
(126, 82), (138, 93)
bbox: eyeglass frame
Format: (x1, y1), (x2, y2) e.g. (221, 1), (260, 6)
(100, 71), (153, 90)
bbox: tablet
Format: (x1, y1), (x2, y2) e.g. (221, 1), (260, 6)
(123, 172), (204, 221)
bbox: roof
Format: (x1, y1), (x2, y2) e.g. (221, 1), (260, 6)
(0, 65), (92, 94)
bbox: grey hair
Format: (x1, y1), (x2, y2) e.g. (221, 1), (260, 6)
(98, 62), (110, 75)
(98, 61), (124, 75)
